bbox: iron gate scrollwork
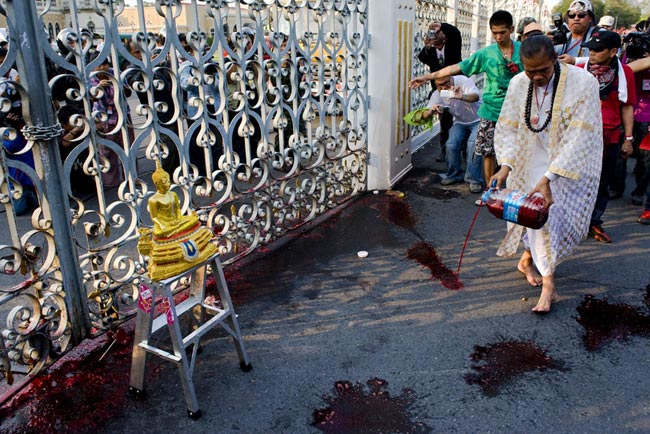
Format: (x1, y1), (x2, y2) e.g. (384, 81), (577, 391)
(0, 0), (368, 395)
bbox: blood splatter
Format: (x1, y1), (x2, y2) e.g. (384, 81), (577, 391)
(407, 242), (463, 290)
(312, 378), (431, 434)
(377, 196), (418, 232)
(0, 325), (165, 434)
(465, 339), (564, 396)
(576, 285), (650, 351)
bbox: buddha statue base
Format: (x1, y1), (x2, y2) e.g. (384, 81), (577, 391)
(142, 222), (219, 281)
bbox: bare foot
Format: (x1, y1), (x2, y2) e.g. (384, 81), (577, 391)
(532, 275), (559, 314)
(517, 250), (542, 286)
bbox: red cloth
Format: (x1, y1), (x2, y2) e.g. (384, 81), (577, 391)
(640, 132), (650, 151)
(577, 62), (637, 138)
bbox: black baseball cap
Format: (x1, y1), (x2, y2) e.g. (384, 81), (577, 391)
(581, 30), (621, 50)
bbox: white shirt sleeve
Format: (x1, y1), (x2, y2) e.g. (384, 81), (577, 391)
(460, 76), (481, 99)
(544, 171), (559, 181)
(428, 91), (442, 106)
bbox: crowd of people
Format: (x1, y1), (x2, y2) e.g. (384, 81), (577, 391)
(409, 0), (650, 313)
(0, 3), (648, 313)
(0, 23), (311, 211)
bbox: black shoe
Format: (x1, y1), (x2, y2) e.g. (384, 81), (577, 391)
(608, 190), (623, 200)
(588, 224), (612, 243)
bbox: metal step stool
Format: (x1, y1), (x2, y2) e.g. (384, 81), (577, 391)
(128, 252), (252, 419)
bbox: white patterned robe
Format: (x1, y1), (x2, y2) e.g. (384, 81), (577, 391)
(494, 63), (603, 273)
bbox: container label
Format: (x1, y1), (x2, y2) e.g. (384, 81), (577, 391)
(503, 191), (527, 224)
(137, 284), (153, 314)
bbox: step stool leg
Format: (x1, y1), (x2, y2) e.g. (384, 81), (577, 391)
(212, 258), (252, 369)
(165, 285), (201, 416)
(128, 284), (156, 397)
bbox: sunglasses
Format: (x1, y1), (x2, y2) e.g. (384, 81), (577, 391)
(567, 13), (588, 19)
(589, 46), (608, 53)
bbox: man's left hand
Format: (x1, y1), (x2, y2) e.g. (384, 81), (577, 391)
(531, 177), (554, 209)
(621, 140), (633, 158)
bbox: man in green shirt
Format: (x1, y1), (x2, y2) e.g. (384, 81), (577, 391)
(409, 10), (523, 189)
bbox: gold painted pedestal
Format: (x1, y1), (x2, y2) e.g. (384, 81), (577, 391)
(143, 222), (219, 281)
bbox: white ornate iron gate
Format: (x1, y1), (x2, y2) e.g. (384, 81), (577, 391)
(0, 0), (368, 397)
(0, 0), (543, 399)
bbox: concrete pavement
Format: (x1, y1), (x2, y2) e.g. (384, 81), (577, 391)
(2, 139), (650, 434)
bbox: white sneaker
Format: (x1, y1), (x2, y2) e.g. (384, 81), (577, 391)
(469, 183), (483, 194)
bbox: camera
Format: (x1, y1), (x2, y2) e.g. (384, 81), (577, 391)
(549, 13), (568, 45)
(623, 31), (650, 61)
(426, 29), (437, 40)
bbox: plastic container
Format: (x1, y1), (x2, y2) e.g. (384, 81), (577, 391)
(439, 89), (455, 99)
(481, 188), (549, 230)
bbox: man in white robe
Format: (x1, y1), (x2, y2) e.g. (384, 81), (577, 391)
(491, 35), (602, 313)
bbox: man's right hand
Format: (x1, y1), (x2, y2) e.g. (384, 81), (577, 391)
(427, 105), (442, 115)
(408, 75), (430, 89)
(489, 166), (511, 190)
(558, 53), (576, 64)
(429, 21), (441, 33)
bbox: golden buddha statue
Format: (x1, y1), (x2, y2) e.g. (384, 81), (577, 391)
(149, 167), (199, 238)
(138, 163), (218, 281)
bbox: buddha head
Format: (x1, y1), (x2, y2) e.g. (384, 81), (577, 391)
(152, 161), (171, 193)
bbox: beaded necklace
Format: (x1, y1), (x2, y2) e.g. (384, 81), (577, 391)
(524, 62), (561, 133)
(531, 80), (551, 126)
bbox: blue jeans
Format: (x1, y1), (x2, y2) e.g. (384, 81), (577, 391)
(444, 120), (483, 185)
(12, 186), (38, 216)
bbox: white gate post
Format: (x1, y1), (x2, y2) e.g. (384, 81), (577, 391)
(367, 1), (416, 190)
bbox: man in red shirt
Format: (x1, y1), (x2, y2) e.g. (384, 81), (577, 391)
(579, 30), (636, 242)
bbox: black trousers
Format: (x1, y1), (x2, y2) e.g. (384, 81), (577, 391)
(439, 110), (453, 147)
